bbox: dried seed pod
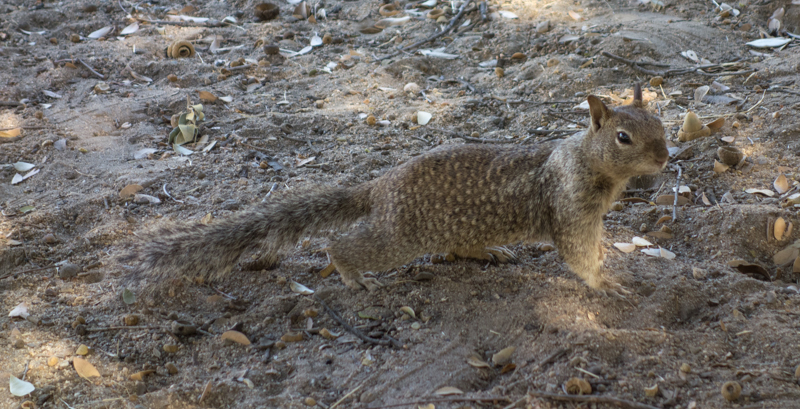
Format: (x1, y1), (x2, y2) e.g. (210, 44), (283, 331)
(167, 40), (195, 58)
(677, 112), (711, 142)
(495, 67), (504, 78)
(511, 52), (526, 60)
(255, 2), (280, 21)
(774, 217), (786, 241)
(721, 381), (741, 401)
(650, 76), (663, 86)
(366, 115), (377, 126)
(427, 8), (444, 19)
(717, 146), (743, 166)
(167, 74), (178, 82)
(565, 378), (592, 395)
(70, 33), (81, 43)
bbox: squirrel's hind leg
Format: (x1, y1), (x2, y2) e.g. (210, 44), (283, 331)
(329, 225), (418, 291)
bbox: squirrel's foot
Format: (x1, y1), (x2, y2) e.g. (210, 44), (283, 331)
(599, 281), (632, 300)
(451, 246), (517, 263)
(341, 273), (382, 291)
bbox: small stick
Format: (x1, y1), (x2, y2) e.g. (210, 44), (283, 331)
(163, 183), (184, 203)
(373, 396), (511, 409)
(209, 284), (236, 300)
(329, 379), (368, 409)
(86, 326), (159, 332)
(672, 164), (682, 222)
(0, 135), (23, 144)
(0, 101), (22, 107)
(136, 18), (225, 28)
(461, 135), (515, 144)
(314, 295), (402, 348)
(0, 264), (57, 280)
(53, 58), (105, 79)
(601, 52), (663, 76)
(527, 390), (659, 409)
(377, 0), (474, 61)
(0, 126), (47, 131)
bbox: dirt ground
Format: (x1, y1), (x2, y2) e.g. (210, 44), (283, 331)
(1, 0), (800, 407)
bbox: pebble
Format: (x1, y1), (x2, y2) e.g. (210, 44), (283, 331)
(412, 271), (435, 281)
(546, 58), (559, 67)
(166, 363), (178, 375)
(14, 339), (25, 349)
(48, 357), (59, 367)
(58, 263), (81, 279)
(124, 314), (140, 326)
(76, 344), (89, 355)
(404, 83), (420, 93)
(43, 233), (58, 244)
(304, 397), (316, 406)
(163, 344), (179, 353)
(536, 20), (550, 33)
(315, 100), (324, 109)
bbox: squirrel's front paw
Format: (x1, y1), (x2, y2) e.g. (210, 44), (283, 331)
(341, 273), (383, 291)
(599, 281), (632, 300)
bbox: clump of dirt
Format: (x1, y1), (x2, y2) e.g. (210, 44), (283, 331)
(1, 0), (800, 408)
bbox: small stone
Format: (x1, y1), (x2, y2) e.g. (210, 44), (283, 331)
(74, 324), (87, 336)
(124, 314), (140, 326)
(165, 363), (178, 375)
(48, 356), (59, 367)
(76, 344), (89, 355)
(134, 381), (146, 395)
(49, 37), (58, 45)
(692, 267), (707, 280)
(411, 322), (421, 330)
(70, 34), (81, 43)
(14, 339), (25, 349)
(611, 202), (624, 211)
(539, 244), (555, 252)
(59, 263), (81, 279)
(403, 83), (420, 94)
(163, 344), (179, 353)
(680, 363), (691, 373)
(167, 74), (178, 82)
(315, 100), (324, 109)
(43, 233), (58, 244)
(412, 271), (435, 281)
(304, 397), (316, 406)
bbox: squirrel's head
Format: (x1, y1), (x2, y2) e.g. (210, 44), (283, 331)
(585, 84), (669, 178)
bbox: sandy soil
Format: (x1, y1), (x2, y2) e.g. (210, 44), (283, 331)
(1, 0), (800, 408)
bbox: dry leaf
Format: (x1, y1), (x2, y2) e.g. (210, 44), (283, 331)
(9, 375), (35, 397)
(289, 281), (314, 295)
(656, 195), (689, 206)
(614, 243), (636, 253)
(568, 10), (582, 20)
(434, 386), (464, 396)
(701, 192), (712, 206)
(221, 330), (251, 345)
(774, 174), (789, 194)
(774, 217), (786, 240)
(296, 156), (316, 167)
(467, 354), (490, 368)
(745, 188), (775, 197)
(491, 346), (515, 366)
(120, 22), (139, 35)
(9, 302), (29, 318)
(632, 237), (653, 247)
(399, 306), (416, 319)
(773, 246), (799, 265)
(659, 247), (677, 260)
(281, 332), (304, 342)
(319, 328), (340, 339)
(656, 215), (672, 225)
(87, 26), (113, 39)
(714, 160), (729, 173)
(73, 357), (101, 379)
(319, 263), (336, 278)
(198, 91), (217, 103)
(0, 128), (21, 138)
(119, 184), (143, 198)
(130, 370), (155, 381)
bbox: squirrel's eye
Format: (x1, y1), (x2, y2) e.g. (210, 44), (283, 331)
(617, 131), (632, 145)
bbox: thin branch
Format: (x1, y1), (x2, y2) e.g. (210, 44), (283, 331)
(672, 164), (682, 222)
(314, 295), (402, 348)
(527, 390), (659, 409)
(135, 18), (225, 27)
(0, 101), (22, 107)
(377, 0), (474, 61)
(0, 264), (56, 280)
(372, 396), (511, 409)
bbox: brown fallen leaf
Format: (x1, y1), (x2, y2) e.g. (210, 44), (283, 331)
(434, 386), (463, 396)
(73, 357), (101, 379)
(221, 330), (251, 345)
(655, 195), (690, 206)
(774, 174), (789, 194)
(319, 263), (336, 278)
(0, 128), (21, 138)
(281, 332), (304, 342)
(130, 370), (155, 381)
(198, 90), (217, 103)
(119, 184), (143, 199)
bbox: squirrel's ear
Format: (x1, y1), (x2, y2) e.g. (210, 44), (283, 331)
(587, 95), (610, 133)
(632, 83), (644, 108)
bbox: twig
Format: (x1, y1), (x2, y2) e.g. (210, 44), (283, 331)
(744, 90), (767, 113)
(135, 18), (225, 27)
(377, 0), (474, 60)
(0, 101), (22, 107)
(461, 135), (515, 143)
(209, 284), (236, 300)
(765, 88), (800, 96)
(86, 326), (159, 332)
(329, 379), (368, 409)
(163, 183), (184, 203)
(373, 396), (511, 409)
(601, 51), (753, 78)
(527, 390), (659, 409)
(20, 361), (30, 381)
(0, 135), (24, 144)
(0, 264), (56, 280)
(279, 134), (318, 152)
(53, 58), (105, 79)
(672, 164), (682, 222)
(0, 126), (47, 131)
(601, 51), (662, 76)
(314, 295), (402, 348)
(501, 397), (527, 409)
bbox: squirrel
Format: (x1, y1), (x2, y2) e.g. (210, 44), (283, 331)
(123, 84), (668, 295)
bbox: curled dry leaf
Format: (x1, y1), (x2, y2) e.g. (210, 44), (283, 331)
(130, 370), (155, 381)
(644, 384), (659, 397)
(400, 306), (416, 318)
(289, 281), (314, 295)
(167, 40), (195, 58)
(568, 10), (582, 20)
(73, 357), (101, 379)
(614, 243), (636, 253)
(773, 245), (799, 265)
(774, 174), (789, 194)
(319, 328), (340, 339)
(120, 22), (139, 35)
(565, 378), (592, 395)
(379, 3), (400, 16)
(632, 236), (653, 247)
(774, 217), (786, 241)
(87, 25), (113, 39)
(198, 90), (217, 103)
(434, 386), (463, 396)
(221, 330), (251, 345)
(466, 354), (490, 368)
(713, 160), (729, 173)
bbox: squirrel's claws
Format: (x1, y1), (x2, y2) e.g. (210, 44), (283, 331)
(342, 274), (383, 291)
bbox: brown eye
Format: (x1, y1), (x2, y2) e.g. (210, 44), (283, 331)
(617, 131), (631, 144)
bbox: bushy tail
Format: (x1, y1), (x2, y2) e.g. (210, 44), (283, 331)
(121, 184), (373, 288)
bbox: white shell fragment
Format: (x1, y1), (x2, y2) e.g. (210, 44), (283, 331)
(289, 281), (314, 295)
(632, 236), (653, 247)
(417, 111), (432, 125)
(13, 162), (35, 172)
(88, 26), (113, 39)
(746, 38), (791, 48)
(745, 188), (775, 197)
